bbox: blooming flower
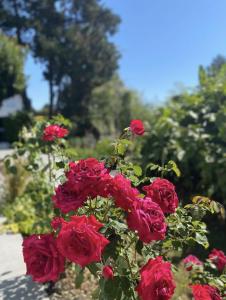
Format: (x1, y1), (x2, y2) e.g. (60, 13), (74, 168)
(56, 215), (109, 267)
(22, 234), (65, 283)
(209, 249), (226, 272)
(136, 256), (176, 300)
(143, 178), (179, 214)
(130, 119), (145, 135)
(66, 158), (111, 199)
(192, 284), (222, 300)
(183, 254), (203, 271)
(127, 197), (167, 243)
(107, 174), (139, 211)
(43, 124), (68, 141)
(52, 181), (87, 214)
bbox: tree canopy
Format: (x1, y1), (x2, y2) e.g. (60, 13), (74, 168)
(0, 0), (121, 123)
(0, 33), (26, 105)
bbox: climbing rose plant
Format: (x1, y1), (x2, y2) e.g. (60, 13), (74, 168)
(22, 120), (226, 299)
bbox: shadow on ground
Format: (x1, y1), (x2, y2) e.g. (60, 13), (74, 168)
(0, 275), (48, 300)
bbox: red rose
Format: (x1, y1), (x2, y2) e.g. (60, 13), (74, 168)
(67, 158), (111, 199)
(102, 265), (114, 280)
(130, 119), (145, 135)
(143, 178), (179, 214)
(22, 234), (65, 283)
(136, 256), (176, 300)
(209, 249), (226, 272)
(127, 197), (167, 243)
(108, 174), (139, 211)
(56, 215), (109, 267)
(192, 284), (222, 300)
(52, 181), (86, 213)
(183, 255), (203, 271)
(43, 124), (68, 141)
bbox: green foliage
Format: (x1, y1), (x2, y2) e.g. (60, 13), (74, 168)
(3, 111), (33, 143)
(0, 33), (26, 103)
(1, 115), (225, 298)
(2, 178), (53, 235)
(141, 59), (226, 209)
(1, 116), (71, 235)
(0, 0), (121, 121)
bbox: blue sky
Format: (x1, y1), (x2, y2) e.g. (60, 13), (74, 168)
(25, 0), (226, 110)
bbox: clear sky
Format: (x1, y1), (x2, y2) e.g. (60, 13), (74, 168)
(25, 0), (226, 110)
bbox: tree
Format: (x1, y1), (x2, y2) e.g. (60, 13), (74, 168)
(0, 0), (31, 109)
(55, 0), (121, 134)
(0, 33), (26, 105)
(89, 76), (151, 138)
(0, 0), (120, 122)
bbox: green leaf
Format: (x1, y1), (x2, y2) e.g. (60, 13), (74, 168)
(56, 161), (65, 169)
(166, 160), (181, 177)
(195, 232), (209, 249)
(133, 165), (142, 176)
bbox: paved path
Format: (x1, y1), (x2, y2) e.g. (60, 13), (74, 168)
(0, 149), (49, 300)
(0, 232), (49, 300)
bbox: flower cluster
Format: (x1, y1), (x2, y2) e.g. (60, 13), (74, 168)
(183, 249), (226, 274)
(22, 119), (224, 300)
(182, 250), (226, 300)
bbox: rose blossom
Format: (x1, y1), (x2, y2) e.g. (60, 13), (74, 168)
(127, 197), (167, 243)
(183, 255), (203, 271)
(42, 124), (68, 141)
(102, 265), (114, 280)
(52, 181), (87, 213)
(143, 178), (179, 214)
(209, 249), (226, 272)
(192, 284), (222, 300)
(66, 158), (111, 199)
(22, 234), (65, 283)
(56, 215), (109, 267)
(136, 256), (176, 300)
(130, 119), (145, 135)
(107, 174), (139, 211)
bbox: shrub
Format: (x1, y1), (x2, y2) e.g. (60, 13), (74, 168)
(16, 119), (225, 299)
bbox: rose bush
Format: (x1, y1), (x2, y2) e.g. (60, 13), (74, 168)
(14, 118), (225, 299)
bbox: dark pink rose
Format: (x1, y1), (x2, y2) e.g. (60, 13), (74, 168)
(209, 249), (226, 272)
(43, 125), (68, 141)
(23, 234), (65, 283)
(130, 119), (145, 135)
(183, 255), (203, 271)
(143, 178), (179, 214)
(108, 174), (139, 211)
(127, 197), (167, 243)
(136, 256), (176, 300)
(56, 215), (109, 267)
(192, 284), (222, 300)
